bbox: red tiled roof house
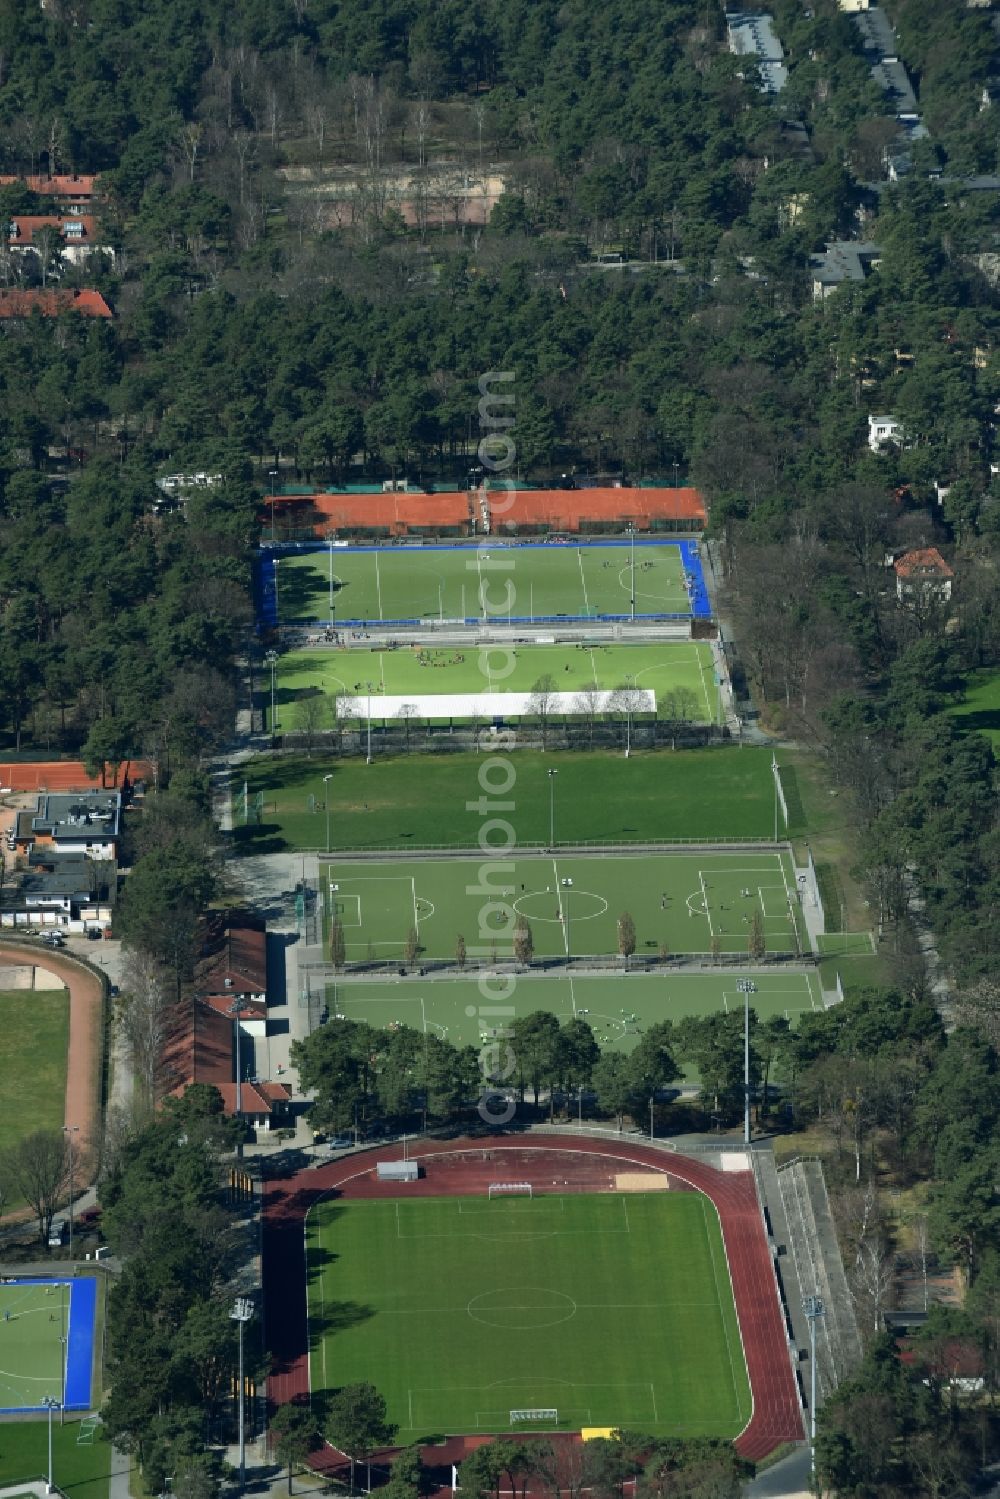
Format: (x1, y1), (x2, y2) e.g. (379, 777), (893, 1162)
(892, 547), (954, 606)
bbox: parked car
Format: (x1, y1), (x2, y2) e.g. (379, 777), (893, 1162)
(331, 1135), (354, 1149)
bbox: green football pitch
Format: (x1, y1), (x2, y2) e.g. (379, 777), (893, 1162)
(234, 748), (787, 851)
(306, 1192), (751, 1438)
(323, 970), (825, 1051)
(0, 1282), (71, 1410)
(271, 641), (719, 731)
(323, 849), (809, 961)
(278, 541), (692, 625)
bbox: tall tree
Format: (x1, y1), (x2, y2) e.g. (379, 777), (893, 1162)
(326, 1383), (397, 1493)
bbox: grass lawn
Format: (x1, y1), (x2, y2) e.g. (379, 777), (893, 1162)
(0, 1419), (112, 1499)
(321, 849), (808, 960)
(323, 969), (827, 1051)
(306, 1192), (751, 1439)
(950, 668), (1000, 746)
(234, 746), (787, 852)
(0, 990), (68, 1150)
(277, 538), (697, 626)
(271, 641), (720, 729)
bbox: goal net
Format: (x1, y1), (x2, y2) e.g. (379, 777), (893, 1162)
(488, 1182), (532, 1198)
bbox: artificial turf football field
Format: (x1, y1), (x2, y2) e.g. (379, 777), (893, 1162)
(0, 1279), (95, 1413)
(323, 849), (808, 960)
(271, 641), (719, 731)
(323, 969), (824, 1051)
(306, 1192), (751, 1438)
(277, 538), (699, 626)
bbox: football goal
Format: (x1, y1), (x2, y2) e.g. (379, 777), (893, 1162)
(488, 1182), (532, 1198)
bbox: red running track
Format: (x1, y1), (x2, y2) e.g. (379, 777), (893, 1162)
(262, 1136), (803, 1464)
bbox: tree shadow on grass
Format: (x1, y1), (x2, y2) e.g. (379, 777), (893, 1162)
(953, 707), (1000, 740)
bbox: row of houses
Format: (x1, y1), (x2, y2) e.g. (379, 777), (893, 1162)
(0, 174), (109, 314)
(162, 910), (293, 1133)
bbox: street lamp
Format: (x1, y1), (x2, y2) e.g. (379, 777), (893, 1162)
(547, 768), (558, 850)
(265, 650), (278, 738)
(736, 979), (757, 1146)
(62, 1125), (79, 1257)
(364, 681), (376, 765)
(231, 1297), (254, 1494)
(624, 674), (636, 759)
(803, 1295), (825, 1480)
(42, 1395), (58, 1493)
(323, 773), (333, 853)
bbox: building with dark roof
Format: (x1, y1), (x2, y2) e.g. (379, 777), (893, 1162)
(13, 791), (120, 859)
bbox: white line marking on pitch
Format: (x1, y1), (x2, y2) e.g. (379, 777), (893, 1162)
(698, 870), (714, 936)
(577, 548), (591, 617)
(552, 858), (569, 955)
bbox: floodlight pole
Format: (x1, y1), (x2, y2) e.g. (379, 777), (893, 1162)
(649, 1097), (655, 1142)
(43, 1395), (58, 1493)
(231, 1297), (254, 1494)
(804, 1295), (825, 1480)
(365, 683), (374, 765)
(323, 773), (333, 853)
(265, 650), (278, 739)
(737, 979), (756, 1146)
(328, 539), (335, 618)
(578, 1084), (583, 1127)
(548, 768), (558, 850)
(268, 469), (278, 541)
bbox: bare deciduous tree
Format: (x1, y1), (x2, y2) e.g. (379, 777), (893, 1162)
(118, 946), (171, 1108)
(2, 1131), (71, 1242)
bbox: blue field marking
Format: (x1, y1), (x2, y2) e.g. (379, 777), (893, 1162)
(65, 1277), (96, 1409)
(256, 538), (713, 629)
(0, 1277), (96, 1414)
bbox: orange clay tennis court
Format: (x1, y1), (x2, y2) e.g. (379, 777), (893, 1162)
(261, 485), (706, 540)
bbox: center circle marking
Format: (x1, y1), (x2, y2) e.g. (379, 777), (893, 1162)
(512, 890), (608, 923)
(467, 1288), (578, 1329)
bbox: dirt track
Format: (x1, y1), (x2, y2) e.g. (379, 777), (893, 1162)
(0, 944), (104, 1177)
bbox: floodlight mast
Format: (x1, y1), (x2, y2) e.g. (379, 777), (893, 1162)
(547, 768), (558, 850)
(803, 1294), (825, 1480)
(736, 980), (757, 1145)
(231, 1297), (254, 1493)
(43, 1395), (59, 1493)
